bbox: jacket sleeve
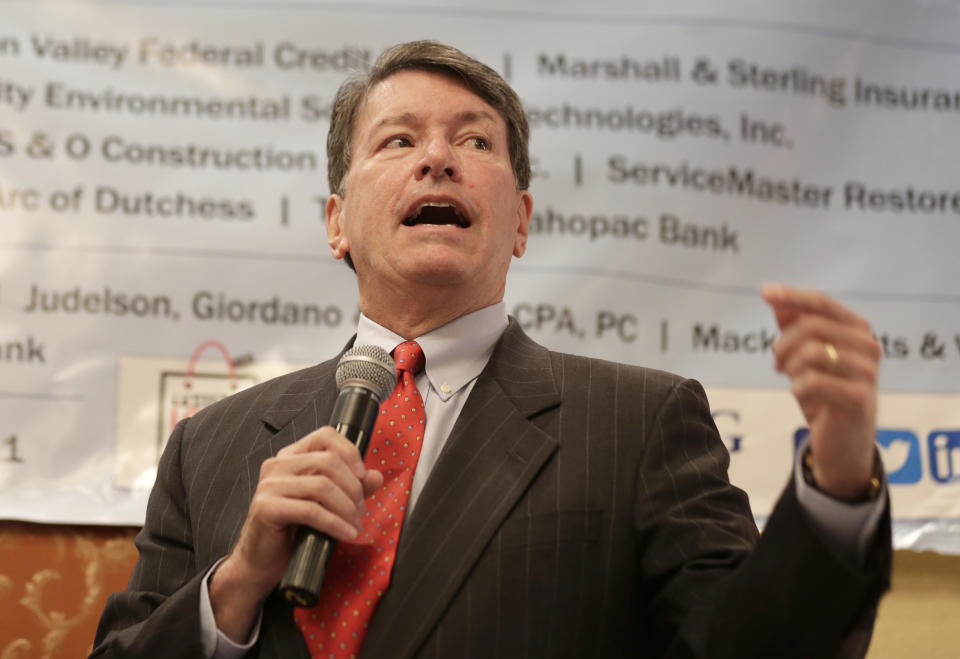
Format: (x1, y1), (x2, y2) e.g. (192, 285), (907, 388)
(633, 378), (891, 659)
(90, 418), (212, 658)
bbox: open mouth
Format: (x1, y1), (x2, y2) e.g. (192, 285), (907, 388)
(402, 202), (471, 228)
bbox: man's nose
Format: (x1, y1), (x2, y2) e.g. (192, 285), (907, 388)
(416, 137), (461, 181)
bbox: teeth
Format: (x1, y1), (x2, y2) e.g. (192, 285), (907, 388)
(404, 201), (468, 227)
(418, 202), (454, 213)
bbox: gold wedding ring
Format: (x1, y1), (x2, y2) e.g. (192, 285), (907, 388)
(825, 343), (839, 369)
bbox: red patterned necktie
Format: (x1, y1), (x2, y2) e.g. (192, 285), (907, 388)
(295, 340), (426, 658)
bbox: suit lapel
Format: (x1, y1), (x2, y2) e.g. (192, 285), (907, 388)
(360, 321), (561, 659)
(243, 345), (351, 488)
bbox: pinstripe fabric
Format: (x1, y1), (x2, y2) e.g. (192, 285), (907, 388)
(91, 320), (889, 659)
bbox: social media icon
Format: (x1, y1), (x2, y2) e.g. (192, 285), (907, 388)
(928, 430), (960, 484)
(876, 430), (922, 484)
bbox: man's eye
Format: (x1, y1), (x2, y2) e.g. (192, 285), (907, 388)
(385, 136), (412, 148)
(469, 137), (489, 150)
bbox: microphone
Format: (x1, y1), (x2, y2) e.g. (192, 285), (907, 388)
(280, 344), (395, 607)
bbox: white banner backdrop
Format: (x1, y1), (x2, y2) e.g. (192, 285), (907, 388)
(0, 0), (958, 552)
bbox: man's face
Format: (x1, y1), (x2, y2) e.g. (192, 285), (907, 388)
(326, 70), (532, 310)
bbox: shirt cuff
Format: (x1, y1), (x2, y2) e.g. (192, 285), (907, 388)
(793, 438), (887, 563)
(199, 558), (263, 659)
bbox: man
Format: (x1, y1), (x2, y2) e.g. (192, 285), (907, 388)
(92, 41), (889, 658)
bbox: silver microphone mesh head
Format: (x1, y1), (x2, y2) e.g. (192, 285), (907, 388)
(335, 345), (395, 401)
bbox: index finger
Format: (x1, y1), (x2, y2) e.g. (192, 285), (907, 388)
(283, 426), (366, 478)
(761, 283), (869, 330)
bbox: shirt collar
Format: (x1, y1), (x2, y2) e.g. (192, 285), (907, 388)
(355, 302), (508, 401)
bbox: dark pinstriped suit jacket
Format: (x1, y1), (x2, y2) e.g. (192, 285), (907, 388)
(93, 320), (889, 658)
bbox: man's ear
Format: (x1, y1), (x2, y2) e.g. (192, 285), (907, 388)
(512, 190), (534, 258)
(326, 194), (350, 260)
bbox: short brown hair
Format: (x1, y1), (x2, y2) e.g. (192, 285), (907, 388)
(327, 40), (531, 196)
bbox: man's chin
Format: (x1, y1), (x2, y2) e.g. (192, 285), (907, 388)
(398, 248), (475, 281)
(405, 262), (474, 287)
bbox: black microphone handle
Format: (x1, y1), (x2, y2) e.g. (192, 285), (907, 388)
(279, 385), (383, 607)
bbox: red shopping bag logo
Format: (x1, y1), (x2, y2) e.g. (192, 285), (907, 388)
(157, 340), (257, 449)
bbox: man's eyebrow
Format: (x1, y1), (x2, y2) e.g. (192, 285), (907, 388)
(454, 110), (498, 125)
(370, 110), (499, 132)
(372, 112), (419, 131)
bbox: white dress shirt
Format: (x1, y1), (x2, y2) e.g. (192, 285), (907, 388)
(354, 302), (508, 513)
